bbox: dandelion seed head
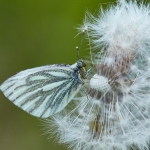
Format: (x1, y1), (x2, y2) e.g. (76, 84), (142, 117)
(45, 1), (150, 150)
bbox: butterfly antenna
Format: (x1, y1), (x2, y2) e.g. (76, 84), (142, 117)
(76, 30), (85, 60)
(76, 46), (80, 60)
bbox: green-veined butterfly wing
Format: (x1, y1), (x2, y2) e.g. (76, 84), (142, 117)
(1, 61), (86, 118)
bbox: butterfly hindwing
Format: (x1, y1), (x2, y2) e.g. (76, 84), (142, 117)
(1, 64), (82, 118)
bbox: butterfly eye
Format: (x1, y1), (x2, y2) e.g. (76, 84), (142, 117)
(77, 60), (83, 67)
(77, 59), (86, 68)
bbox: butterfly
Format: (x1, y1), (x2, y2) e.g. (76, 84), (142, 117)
(0, 59), (87, 118)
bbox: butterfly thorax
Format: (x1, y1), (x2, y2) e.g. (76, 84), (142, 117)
(71, 59), (87, 84)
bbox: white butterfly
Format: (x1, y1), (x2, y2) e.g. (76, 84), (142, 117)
(1, 59), (87, 118)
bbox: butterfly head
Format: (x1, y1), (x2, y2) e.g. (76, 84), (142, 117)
(77, 59), (86, 68)
(77, 59), (87, 80)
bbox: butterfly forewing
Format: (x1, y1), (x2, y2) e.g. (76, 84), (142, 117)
(1, 64), (83, 118)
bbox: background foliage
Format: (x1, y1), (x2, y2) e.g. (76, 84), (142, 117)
(0, 0), (130, 150)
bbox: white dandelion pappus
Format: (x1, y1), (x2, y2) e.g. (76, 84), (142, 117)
(46, 1), (150, 150)
(0, 59), (87, 118)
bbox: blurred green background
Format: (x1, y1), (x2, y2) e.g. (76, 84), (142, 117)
(0, 0), (115, 150)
